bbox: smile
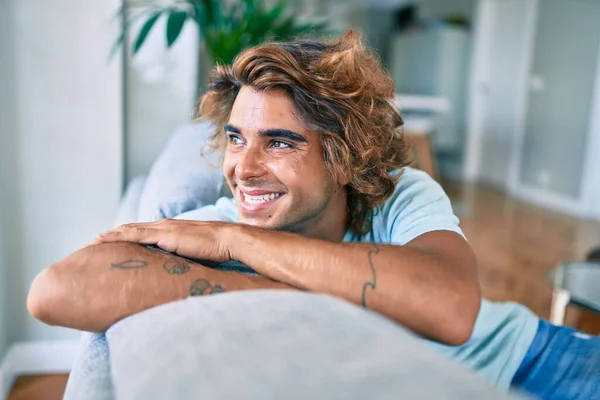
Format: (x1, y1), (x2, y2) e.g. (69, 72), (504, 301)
(241, 191), (283, 204)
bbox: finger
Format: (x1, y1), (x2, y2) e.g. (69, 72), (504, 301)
(97, 225), (161, 245)
(96, 223), (151, 240)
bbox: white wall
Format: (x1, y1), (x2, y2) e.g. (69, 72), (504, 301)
(465, 0), (600, 219)
(0, 0), (123, 343)
(0, 206), (6, 360)
(0, 0), (17, 359)
(518, 0), (600, 198)
(581, 39), (600, 221)
(471, 0), (537, 189)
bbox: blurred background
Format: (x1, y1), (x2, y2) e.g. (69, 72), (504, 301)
(1, 0), (600, 398)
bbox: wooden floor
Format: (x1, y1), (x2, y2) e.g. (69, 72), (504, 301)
(7, 374), (69, 400)
(7, 181), (600, 399)
(445, 180), (600, 326)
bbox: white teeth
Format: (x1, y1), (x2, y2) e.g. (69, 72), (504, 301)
(242, 192), (282, 204)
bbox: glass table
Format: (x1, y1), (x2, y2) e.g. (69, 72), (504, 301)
(549, 261), (600, 325)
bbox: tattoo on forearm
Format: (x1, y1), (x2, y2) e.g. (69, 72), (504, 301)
(110, 260), (148, 269)
(144, 244), (205, 267)
(361, 245), (380, 308)
(189, 279), (226, 296)
(163, 262), (191, 275)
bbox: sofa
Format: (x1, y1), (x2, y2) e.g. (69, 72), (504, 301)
(63, 122), (525, 400)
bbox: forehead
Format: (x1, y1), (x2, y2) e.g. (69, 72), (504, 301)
(229, 86), (306, 133)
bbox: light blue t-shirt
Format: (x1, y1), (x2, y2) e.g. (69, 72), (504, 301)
(176, 167), (539, 389)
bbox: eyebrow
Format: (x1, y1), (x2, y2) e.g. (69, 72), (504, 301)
(224, 123), (308, 143)
(260, 128), (308, 143)
(224, 124), (240, 134)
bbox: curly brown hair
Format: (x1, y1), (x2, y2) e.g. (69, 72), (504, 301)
(198, 30), (411, 234)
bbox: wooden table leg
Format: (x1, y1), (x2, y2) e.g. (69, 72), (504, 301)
(550, 288), (570, 326)
(404, 132), (438, 180)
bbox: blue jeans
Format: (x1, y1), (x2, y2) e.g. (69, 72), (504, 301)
(511, 319), (600, 399)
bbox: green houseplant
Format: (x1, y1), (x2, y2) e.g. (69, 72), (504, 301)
(116, 0), (328, 94)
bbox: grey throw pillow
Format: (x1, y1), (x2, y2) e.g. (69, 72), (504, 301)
(137, 121), (226, 222)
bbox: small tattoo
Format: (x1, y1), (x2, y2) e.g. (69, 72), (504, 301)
(163, 262), (191, 275)
(144, 244), (202, 266)
(361, 245), (380, 308)
(189, 279), (226, 296)
(211, 285), (226, 294)
(110, 260), (148, 269)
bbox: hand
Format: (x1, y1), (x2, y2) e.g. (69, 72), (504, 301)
(92, 219), (236, 263)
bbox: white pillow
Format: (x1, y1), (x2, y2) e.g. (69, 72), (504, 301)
(136, 121), (226, 222)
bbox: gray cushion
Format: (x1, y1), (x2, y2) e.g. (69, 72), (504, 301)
(136, 121), (226, 222)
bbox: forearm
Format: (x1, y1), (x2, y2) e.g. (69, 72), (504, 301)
(28, 242), (295, 332)
(231, 227), (480, 345)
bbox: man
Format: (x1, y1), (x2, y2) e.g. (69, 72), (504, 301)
(28, 31), (599, 399)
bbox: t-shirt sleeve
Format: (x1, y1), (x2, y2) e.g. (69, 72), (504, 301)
(383, 168), (465, 245)
(173, 197), (238, 222)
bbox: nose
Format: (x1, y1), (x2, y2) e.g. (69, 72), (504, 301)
(234, 144), (268, 182)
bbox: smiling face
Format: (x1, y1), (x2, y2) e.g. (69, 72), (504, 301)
(222, 86), (349, 240)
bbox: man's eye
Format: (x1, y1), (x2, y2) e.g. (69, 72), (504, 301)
(271, 140), (292, 149)
(227, 134), (244, 145)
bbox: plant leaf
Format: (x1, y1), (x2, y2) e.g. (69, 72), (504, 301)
(166, 10), (187, 47)
(200, 0), (221, 27)
(205, 25), (246, 65)
(242, 0), (258, 17)
(208, 0), (222, 27)
(191, 4), (208, 37)
(133, 12), (161, 53)
(110, 3), (160, 61)
(108, 29), (125, 61)
(266, 0), (285, 23)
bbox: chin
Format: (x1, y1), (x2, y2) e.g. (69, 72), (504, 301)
(239, 215), (279, 230)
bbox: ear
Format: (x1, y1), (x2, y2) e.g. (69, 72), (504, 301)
(337, 171), (350, 186)
(323, 150), (350, 186)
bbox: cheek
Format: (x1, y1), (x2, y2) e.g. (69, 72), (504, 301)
(222, 153), (236, 179)
(267, 154), (304, 185)
(273, 153), (331, 192)
(274, 154), (301, 174)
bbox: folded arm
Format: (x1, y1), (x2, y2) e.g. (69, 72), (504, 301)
(93, 220), (481, 345)
(27, 242), (295, 332)
(29, 219), (480, 344)
(229, 226), (481, 345)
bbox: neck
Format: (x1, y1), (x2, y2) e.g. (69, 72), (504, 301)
(300, 187), (349, 242)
